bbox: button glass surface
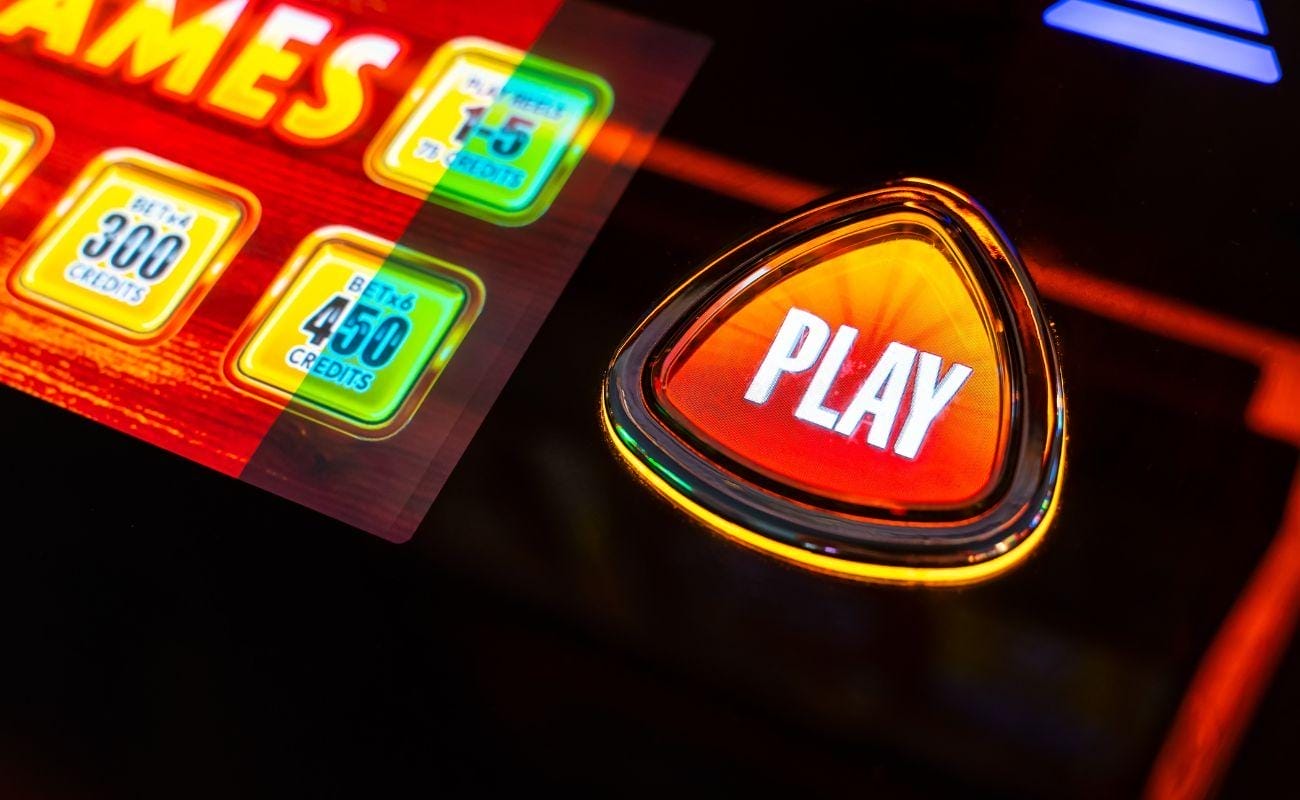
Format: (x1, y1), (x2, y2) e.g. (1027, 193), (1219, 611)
(655, 212), (1009, 511)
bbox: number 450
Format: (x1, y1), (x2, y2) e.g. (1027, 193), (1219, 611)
(301, 295), (409, 369)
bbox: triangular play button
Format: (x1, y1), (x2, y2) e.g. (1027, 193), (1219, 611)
(603, 180), (1065, 585)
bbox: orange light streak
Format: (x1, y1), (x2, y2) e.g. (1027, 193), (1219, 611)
(1145, 462), (1300, 799)
(588, 121), (827, 211)
(1027, 260), (1300, 447)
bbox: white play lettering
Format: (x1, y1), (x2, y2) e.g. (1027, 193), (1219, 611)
(743, 307), (830, 404)
(893, 352), (973, 459)
(794, 323), (857, 429)
(832, 341), (918, 449)
(743, 307), (973, 459)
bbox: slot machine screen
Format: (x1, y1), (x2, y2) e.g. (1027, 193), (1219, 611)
(0, 1), (1297, 798)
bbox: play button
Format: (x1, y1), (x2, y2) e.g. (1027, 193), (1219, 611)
(656, 211), (1007, 512)
(604, 180), (1065, 585)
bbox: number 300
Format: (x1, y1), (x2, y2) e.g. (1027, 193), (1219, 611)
(80, 212), (189, 283)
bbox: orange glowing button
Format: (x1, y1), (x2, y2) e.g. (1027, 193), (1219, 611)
(604, 180), (1065, 585)
(657, 213), (1007, 512)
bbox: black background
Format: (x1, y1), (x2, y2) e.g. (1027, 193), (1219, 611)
(2, 1), (1299, 796)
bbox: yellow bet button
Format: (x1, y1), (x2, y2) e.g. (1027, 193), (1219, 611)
(365, 37), (612, 226)
(0, 99), (53, 207)
(12, 149), (259, 342)
(228, 227), (484, 438)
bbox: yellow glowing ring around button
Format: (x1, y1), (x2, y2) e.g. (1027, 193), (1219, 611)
(601, 397), (1065, 587)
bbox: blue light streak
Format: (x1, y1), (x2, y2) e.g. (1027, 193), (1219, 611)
(1043, 0), (1281, 84)
(1129, 0), (1268, 34)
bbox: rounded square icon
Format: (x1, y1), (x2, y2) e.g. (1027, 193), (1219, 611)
(10, 148), (259, 343)
(364, 36), (613, 226)
(226, 227), (485, 439)
(0, 99), (53, 208)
